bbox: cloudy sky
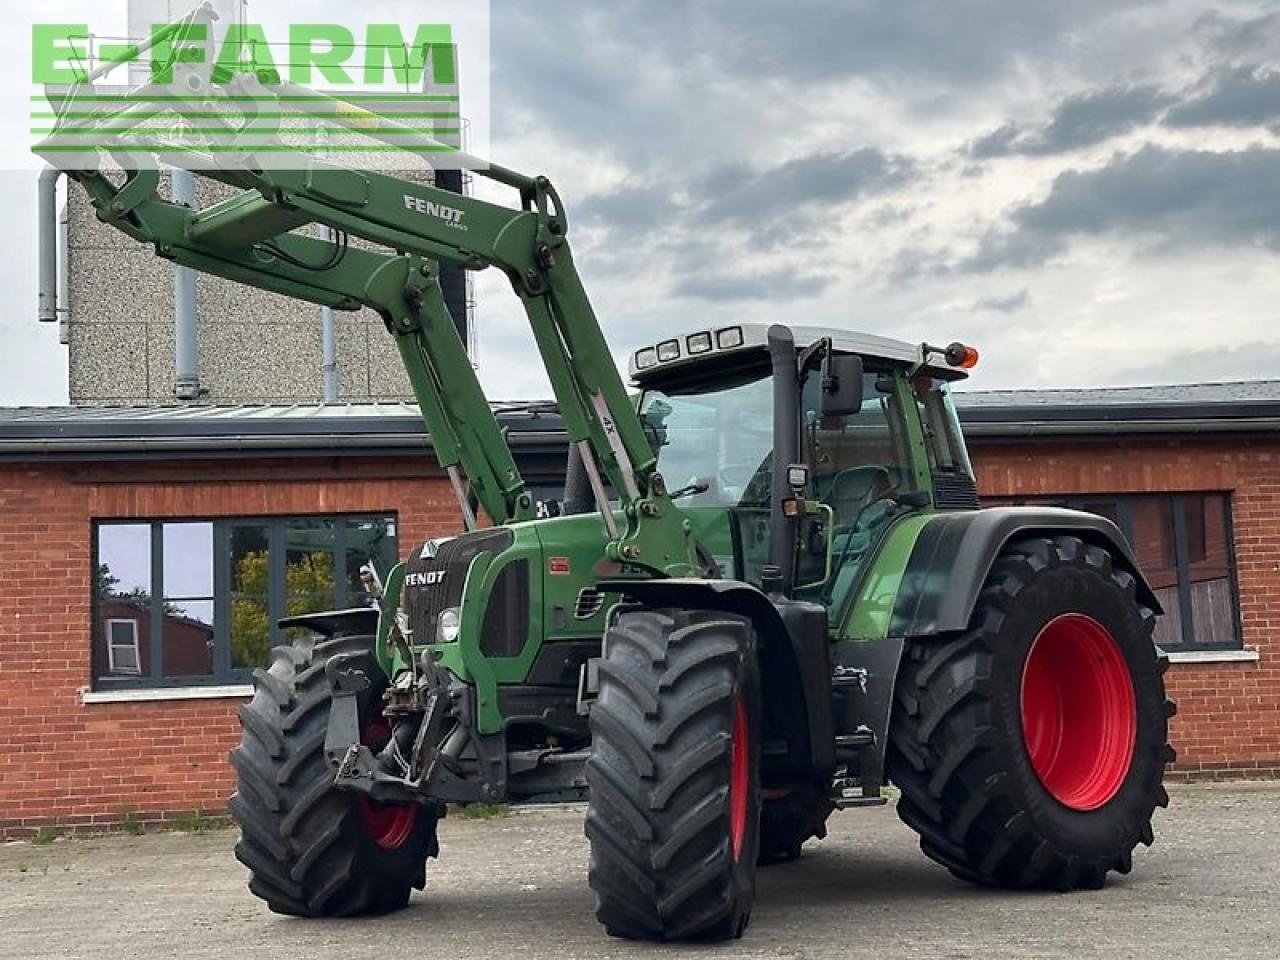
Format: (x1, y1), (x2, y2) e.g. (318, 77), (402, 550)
(2, 0), (1278, 404)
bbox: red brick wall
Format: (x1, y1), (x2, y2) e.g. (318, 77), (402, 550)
(1, 436), (1277, 836)
(970, 435), (1280, 779)
(0, 457), (462, 837)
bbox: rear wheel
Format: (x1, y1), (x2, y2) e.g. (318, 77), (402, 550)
(586, 608), (761, 941)
(888, 536), (1175, 890)
(229, 634), (439, 916)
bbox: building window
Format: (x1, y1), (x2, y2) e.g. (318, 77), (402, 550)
(986, 493), (1242, 652)
(93, 515), (397, 690)
(105, 619), (142, 675)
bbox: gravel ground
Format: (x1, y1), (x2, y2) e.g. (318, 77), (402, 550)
(1, 781), (1276, 959)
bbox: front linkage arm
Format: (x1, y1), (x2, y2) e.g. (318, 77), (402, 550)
(41, 83), (699, 576)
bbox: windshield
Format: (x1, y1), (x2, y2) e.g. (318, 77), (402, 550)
(638, 372), (774, 507)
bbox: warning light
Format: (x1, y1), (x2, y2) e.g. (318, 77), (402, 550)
(944, 342), (980, 369)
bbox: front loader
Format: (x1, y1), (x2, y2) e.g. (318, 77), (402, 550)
(40, 23), (1174, 940)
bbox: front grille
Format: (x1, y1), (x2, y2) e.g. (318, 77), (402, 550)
(402, 528), (514, 644)
(933, 473), (980, 510)
(479, 560), (530, 658)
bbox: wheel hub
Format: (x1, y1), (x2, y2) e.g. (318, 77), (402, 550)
(1020, 613), (1137, 811)
(357, 716), (419, 850)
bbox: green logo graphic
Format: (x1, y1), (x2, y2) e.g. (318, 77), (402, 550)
(31, 3), (487, 170)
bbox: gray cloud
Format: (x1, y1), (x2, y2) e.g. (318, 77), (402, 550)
(1110, 339), (1280, 386)
(1191, 9), (1280, 57)
(973, 290), (1030, 313)
(697, 149), (914, 233)
(671, 268), (833, 302)
(492, 1), (1148, 104)
(575, 185), (681, 231)
(972, 85), (1172, 158)
(966, 145), (1280, 271)
(1164, 64), (1280, 129)
(572, 149), (913, 253)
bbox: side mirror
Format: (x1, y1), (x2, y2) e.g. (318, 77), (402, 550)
(821, 354), (864, 417)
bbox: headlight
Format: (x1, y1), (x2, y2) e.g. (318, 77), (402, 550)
(686, 331), (713, 354)
(716, 326), (744, 349)
(437, 607), (461, 643)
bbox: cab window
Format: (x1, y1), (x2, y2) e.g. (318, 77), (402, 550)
(802, 369), (913, 529)
(913, 376), (973, 479)
(797, 368), (916, 607)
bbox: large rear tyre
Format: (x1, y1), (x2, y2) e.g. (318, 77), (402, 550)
(229, 634), (439, 916)
(586, 608), (762, 941)
(888, 536), (1176, 890)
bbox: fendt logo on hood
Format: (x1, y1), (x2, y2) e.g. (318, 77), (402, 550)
(403, 194), (467, 228)
(404, 570), (447, 587)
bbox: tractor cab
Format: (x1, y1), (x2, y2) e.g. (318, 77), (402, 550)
(630, 324), (978, 619)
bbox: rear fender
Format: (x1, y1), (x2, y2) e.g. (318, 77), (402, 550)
(888, 506), (1161, 637)
(599, 578), (836, 788)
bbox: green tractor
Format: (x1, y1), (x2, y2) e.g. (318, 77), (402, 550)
(41, 36), (1174, 941)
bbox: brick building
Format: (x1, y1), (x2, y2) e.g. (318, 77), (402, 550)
(0, 384), (1276, 835)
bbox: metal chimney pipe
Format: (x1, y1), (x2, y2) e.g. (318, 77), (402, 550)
(316, 127), (339, 402)
(171, 168), (202, 401)
(37, 167), (61, 323)
(321, 308), (338, 401)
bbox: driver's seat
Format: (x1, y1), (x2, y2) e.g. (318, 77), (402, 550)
(820, 467), (893, 526)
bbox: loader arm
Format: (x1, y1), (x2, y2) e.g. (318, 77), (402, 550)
(38, 78), (698, 576)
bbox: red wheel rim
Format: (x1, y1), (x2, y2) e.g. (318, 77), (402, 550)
(1020, 613), (1137, 811)
(357, 716), (419, 850)
(728, 699), (750, 861)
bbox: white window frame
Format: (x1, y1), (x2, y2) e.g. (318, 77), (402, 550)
(106, 618), (142, 675)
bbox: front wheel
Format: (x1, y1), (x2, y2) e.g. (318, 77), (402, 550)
(229, 634), (439, 916)
(586, 607), (762, 941)
(888, 536), (1176, 890)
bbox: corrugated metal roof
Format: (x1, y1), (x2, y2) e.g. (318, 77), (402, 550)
(957, 380), (1280, 408)
(0, 401), (558, 424)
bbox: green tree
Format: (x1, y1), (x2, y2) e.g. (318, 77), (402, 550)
(96, 562), (178, 613)
(96, 563), (120, 597)
(229, 550), (335, 669)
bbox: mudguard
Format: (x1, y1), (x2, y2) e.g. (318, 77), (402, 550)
(599, 578), (837, 788)
(888, 506), (1161, 637)
(278, 607), (380, 637)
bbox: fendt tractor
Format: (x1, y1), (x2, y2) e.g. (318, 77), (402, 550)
(41, 12), (1173, 942)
